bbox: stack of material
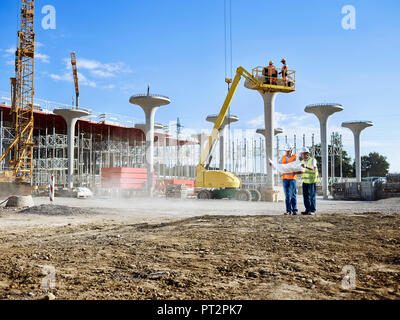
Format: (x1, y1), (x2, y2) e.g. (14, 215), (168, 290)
(332, 182), (378, 201)
(332, 183), (346, 200)
(380, 183), (400, 199)
(165, 184), (188, 199)
(360, 181), (377, 201)
(387, 174), (400, 183)
(163, 179), (195, 189)
(101, 168), (152, 189)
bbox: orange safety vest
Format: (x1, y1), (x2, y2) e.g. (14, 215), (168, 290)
(267, 65), (276, 76)
(281, 154), (297, 180)
(267, 65), (277, 84)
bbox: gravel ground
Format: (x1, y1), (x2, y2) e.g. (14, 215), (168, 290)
(0, 197), (399, 300)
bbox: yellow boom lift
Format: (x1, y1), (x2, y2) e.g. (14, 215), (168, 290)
(196, 66), (295, 200)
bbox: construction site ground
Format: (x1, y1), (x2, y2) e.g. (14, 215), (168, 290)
(0, 196), (399, 300)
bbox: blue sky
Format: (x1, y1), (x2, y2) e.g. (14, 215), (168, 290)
(0, 0), (399, 171)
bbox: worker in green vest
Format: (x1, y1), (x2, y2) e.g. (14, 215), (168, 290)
(300, 147), (320, 215)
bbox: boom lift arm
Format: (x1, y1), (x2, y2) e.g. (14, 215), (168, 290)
(196, 67), (262, 189)
(198, 66), (261, 169)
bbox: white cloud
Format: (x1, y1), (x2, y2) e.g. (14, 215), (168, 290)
(50, 73), (72, 82)
(102, 84), (116, 89)
(5, 47), (16, 55)
(78, 72), (97, 87)
(50, 71), (96, 88)
(50, 56), (130, 89)
(36, 52), (50, 63)
(90, 69), (114, 78)
(246, 115), (264, 128)
(74, 58), (131, 78)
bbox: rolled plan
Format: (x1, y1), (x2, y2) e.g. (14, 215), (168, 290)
(269, 159), (305, 174)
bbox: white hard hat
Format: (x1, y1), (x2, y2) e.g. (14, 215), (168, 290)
(284, 143), (293, 151)
(300, 147), (310, 154)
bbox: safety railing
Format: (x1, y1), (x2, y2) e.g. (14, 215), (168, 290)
(130, 93), (170, 100)
(252, 66), (296, 89)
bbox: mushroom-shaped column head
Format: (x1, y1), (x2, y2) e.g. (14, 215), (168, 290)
(129, 94), (171, 197)
(206, 114), (239, 170)
(206, 114), (239, 130)
(342, 121), (373, 135)
(342, 121), (373, 182)
(54, 108), (91, 190)
(305, 103), (343, 200)
(274, 127), (284, 136)
(129, 95), (171, 110)
(135, 123), (164, 133)
(305, 103), (343, 122)
(256, 128), (284, 137)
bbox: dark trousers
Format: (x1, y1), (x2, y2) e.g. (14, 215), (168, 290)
(283, 179), (297, 213)
(302, 183), (316, 213)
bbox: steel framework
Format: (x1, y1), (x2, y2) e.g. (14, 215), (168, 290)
(0, 0), (35, 183)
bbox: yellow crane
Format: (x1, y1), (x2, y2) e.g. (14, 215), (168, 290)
(196, 66), (295, 200)
(71, 52), (80, 109)
(0, 0), (35, 185)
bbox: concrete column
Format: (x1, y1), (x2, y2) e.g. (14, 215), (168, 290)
(342, 121), (373, 182)
(305, 104), (343, 199)
(53, 108), (90, 189)
(261, 92), (277, 191)
(130, 93), (170, 197)
(354, 131), (361, 181)
(146, 108), (156, 192)
(257, 127), (284, 188)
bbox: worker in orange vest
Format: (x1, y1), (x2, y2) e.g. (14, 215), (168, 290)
(280, 144), (298, 215)
(263, 61), (277, 85)
(280, 58), (288, 85)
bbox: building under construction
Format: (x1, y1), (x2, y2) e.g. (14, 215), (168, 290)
(0, 100), (201, 192)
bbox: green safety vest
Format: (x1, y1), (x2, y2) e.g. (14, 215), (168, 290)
(301, 157), (320, 184)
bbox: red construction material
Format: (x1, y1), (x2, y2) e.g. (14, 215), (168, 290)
(163, 179), (195, 188)
(101, 168), (154, 189)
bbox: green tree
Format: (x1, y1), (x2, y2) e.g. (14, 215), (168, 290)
(360, 152), (390, 177)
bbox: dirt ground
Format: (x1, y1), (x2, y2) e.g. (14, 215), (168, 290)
(0, 197), (399, 300)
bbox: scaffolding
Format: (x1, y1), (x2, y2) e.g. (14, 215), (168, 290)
(1, 103), (201, 191)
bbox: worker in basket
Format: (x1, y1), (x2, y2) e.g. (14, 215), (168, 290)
(279, 58), (288, 86)
(263, 61), (277, 85)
